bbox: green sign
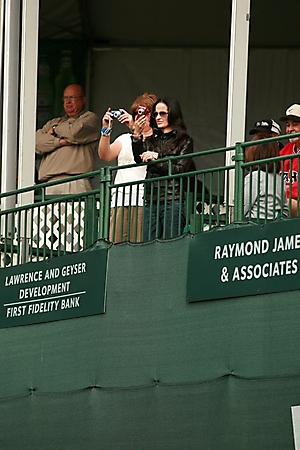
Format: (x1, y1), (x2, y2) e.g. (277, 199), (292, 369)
(0, 248), (107, 328)
(187, 219), (300, 302)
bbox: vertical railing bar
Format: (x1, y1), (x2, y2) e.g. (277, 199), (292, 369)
(133, 181), (139, 243)
(57, 200), (62, 257)
(79, 196), (83, 251)
(155, 181), (161, 240)
(30, 205), (34, 262)
(16, 211), (21, 265)
(120, 186), (126, 242)
(233, 142), (245, 222)
(102, 167), (112, 241)
(71, 198), (75, 253)
(43, 202), (47, 261)
(179, 177), (183, 235)
(127, 183), (133, 242)
(23, 209), (28, 263)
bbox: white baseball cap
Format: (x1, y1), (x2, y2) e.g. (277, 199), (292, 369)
(280, 104), (300, 122)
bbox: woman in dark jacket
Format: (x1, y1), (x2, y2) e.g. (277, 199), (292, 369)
(132, 96), (194, 240)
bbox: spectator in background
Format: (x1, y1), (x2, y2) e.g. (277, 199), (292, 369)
(132, 96), (193, 240)
(36, 84), (100, 195)
(244, 132), (289, 220)
(249, 119), (283, 149)
(279, 104), (300, 216)
(98, 92), (158, 242)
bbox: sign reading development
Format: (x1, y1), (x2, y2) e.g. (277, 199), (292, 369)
(0, 248), (107, 328)
(187, 219), (300, 302)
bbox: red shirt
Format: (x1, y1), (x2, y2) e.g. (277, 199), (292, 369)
(279, 142), (300, 199)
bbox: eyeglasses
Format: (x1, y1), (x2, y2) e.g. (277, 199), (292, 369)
(153, 111), (168, 118)
(62, 96), (83, 101)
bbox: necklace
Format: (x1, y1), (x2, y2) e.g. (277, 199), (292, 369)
(141, 130), (153, 142)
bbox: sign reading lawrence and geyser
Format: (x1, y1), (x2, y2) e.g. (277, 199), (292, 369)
(187, 219), (300, 302)
(0, 249), (107, 328)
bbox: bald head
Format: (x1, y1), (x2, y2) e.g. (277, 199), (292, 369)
(63, 84), (86, 117)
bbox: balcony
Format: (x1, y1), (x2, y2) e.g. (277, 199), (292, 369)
(0, 134), (298, 268)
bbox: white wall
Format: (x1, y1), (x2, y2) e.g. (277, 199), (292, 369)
(90, 47), (300, 191)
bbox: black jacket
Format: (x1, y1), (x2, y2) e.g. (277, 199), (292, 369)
(132, 129), (194, 201)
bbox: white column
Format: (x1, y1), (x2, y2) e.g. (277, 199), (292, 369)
(18, 0), (39, 255)
(225, 0), (251, 207)
(1, 0), (20, 206)
(18, 0), (39, 203)
(0, 1), (5, 94)
(0, 1), (5, 183)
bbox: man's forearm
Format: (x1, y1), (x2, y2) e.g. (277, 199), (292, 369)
(35, 131), (61, 154)
(55, 113), (99, 145)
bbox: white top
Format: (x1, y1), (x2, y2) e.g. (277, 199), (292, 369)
(244, 170), (289, 219)
(111, 133), (146, 207)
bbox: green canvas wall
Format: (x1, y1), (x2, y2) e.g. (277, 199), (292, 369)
(0, 234), (299, 449)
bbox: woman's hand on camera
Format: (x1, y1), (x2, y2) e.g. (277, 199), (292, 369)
(102, 109), (112, 127)
(118, 109), (133, 129)
(132, 115), (146, 137)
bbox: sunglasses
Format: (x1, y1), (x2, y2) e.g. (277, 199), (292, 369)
(153, 111), (168, 118)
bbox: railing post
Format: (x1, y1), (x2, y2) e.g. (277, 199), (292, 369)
(83, 196), (97, 249)
(233, 142), (245, 222)
(98, 167), (111, 240)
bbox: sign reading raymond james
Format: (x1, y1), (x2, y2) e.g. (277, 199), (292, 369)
(0, 248), (107, 328)
(187, 218), (300, 302)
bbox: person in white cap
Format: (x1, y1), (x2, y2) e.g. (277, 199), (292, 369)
(279, 104), (300, 216)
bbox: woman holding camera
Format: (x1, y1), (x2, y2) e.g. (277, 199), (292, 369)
(132, 96), (194, 241)
(98, 92), (157, 243)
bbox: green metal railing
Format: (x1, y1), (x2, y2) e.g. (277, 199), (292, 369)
(107, 143), (236, 241)
(0, 133), (299, 267)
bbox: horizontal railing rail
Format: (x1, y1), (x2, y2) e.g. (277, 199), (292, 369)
(0, 133), (299, 267)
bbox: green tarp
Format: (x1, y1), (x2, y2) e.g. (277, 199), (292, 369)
(0, 233), (299, 449)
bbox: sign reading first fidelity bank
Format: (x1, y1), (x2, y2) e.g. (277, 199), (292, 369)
(187, 218), (300, 302)
(0, 248), (107, 328)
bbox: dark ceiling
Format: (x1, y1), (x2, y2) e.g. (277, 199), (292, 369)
(39, 0), (300, 48)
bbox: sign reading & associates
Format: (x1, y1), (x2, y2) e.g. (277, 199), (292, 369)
(187, 218), (300, 302)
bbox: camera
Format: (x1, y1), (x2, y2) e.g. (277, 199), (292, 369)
(135, 106), (147, 120)
(110, 109), (123, 119)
